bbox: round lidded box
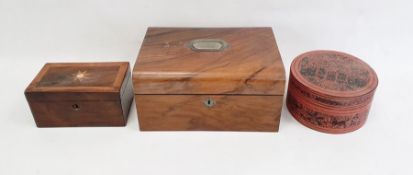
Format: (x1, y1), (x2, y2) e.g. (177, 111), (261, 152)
(287, 50), (378, 134)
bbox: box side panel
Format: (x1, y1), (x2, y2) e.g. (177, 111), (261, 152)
(26, 93), (125, 127)
(119, 67), (134, 121)
(135, 95), (283, 131)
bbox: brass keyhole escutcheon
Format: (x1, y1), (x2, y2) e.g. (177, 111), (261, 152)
(204, 98), (216, 108)
(72, 104), (80, 111)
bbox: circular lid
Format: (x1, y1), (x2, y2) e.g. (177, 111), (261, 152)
(291, 50), (378, 98)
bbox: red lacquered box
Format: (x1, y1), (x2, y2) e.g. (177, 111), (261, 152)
(287, 50), (378, 134)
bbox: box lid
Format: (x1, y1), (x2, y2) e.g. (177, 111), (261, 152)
(133, 27), (285, 95)
(290, 50), (378, 99)
(25, 62), (129, 101)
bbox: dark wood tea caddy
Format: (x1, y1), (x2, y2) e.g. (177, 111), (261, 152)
(25, 62), (133, 127)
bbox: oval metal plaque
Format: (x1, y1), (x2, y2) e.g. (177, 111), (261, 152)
(189, 39), (228, 52)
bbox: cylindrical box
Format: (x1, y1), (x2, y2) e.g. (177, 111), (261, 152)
(287, 50), (378, 134)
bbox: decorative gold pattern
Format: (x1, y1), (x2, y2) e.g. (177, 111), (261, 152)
(299, 54), (370, 91)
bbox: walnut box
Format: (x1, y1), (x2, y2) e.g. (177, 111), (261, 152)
(25, 62), (133, 127)
(133, 27), (286, 131)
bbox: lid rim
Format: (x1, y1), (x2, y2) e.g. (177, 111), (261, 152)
(290, 50), (378, 98)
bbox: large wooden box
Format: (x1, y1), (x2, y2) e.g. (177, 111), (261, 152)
(133, 27), (285, 131)
(25, 62), (133, 127)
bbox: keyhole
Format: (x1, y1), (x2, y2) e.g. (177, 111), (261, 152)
(204, 98), (215, 108)
(72, 104), (80, 111)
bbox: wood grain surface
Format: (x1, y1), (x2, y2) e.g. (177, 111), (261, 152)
(135, 95), (283, 131)
(133, 27), (286, 131)
(133, 27), (285, 95)
(25, 62), (133, 127)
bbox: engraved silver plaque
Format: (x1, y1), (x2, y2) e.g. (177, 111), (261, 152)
(189, 39), (228, 52)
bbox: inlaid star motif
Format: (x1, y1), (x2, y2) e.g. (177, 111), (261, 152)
(73, 70), (90, 82)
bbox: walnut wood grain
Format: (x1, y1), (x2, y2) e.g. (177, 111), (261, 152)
(135, 95), (282, 131)
(26, 62), (129, 92)
(28, 100), (126, 127)
(135, 95), (283, 131)
(133, 27), (286, 131)
(133, 27), (285, 95)
(25, 62), (133, 127)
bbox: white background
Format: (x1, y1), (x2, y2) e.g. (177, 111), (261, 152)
(1, 0), (412, 174)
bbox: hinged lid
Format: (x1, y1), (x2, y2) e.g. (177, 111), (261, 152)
(25, 62), (129, 101)
(133, 27), (285, 95)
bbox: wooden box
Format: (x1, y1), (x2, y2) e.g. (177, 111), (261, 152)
(287, 50), (378, 134)
(133, 27), (286, 131)
(25, 62), (133, 127)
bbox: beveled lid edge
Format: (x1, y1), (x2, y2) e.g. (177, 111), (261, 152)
(25, 62), (130, 93)
(132, 27), (286, 95)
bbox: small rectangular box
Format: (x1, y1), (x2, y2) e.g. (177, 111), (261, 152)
(25, 62), (133, 127)
(133, 27), (286, 131)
